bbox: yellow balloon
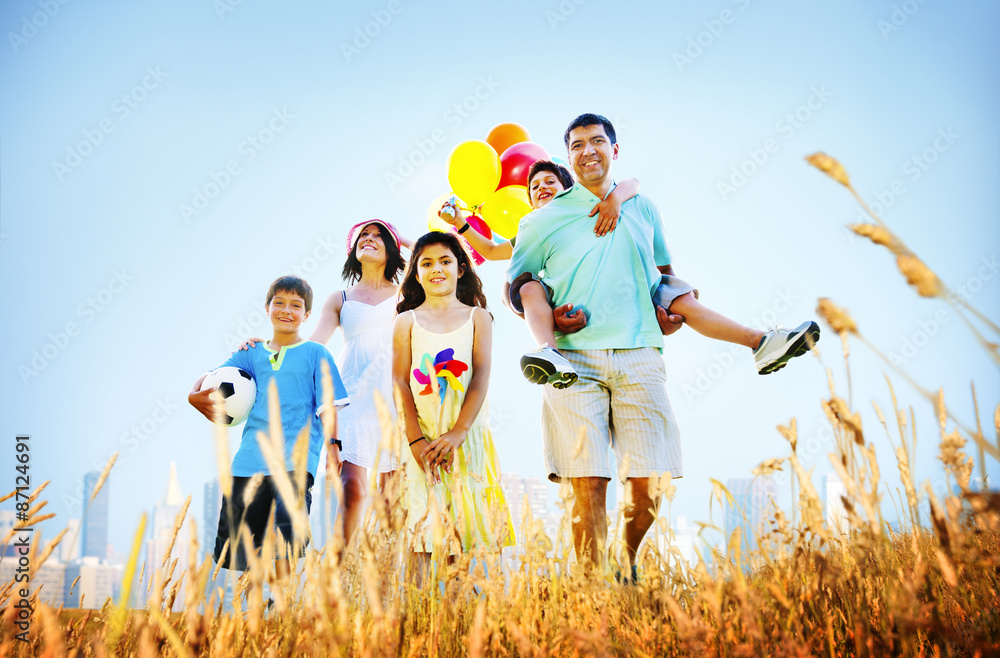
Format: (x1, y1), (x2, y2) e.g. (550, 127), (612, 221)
(447, 140), (500, 207)
(481, 185), (531, 239)
(426, 192), (457, 233)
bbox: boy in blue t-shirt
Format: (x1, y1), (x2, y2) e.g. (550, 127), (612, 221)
(188, 275), (349, 582)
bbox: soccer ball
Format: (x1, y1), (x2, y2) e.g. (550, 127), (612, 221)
(200, 367), (256, 426)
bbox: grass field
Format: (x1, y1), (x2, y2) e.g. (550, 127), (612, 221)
(2, 153), (998, 656)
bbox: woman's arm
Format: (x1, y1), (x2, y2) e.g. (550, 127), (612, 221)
(441, 205), (512, 261)
(423, 308), (492, 471)
(391, 313), (430, 473)
(589, 177), (641, 236)
(308, 290), (344, 344)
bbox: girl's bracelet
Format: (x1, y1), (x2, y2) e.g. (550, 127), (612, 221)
(457, 222), (471, 234)
(409, 437), (427, 446)
(329, 438), (343, 451)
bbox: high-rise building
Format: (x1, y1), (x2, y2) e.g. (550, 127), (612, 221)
(204, 479), (222, 557)
(144, 463), (189, 612)
(81, 471), (109, 559)
(724, 477), (777, 558)
(61, 519), (82, 563)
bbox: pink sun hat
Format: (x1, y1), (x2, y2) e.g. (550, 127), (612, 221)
(345, 219), (402, 254)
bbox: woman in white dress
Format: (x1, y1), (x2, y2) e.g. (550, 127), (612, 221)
(308, 219), (410, 547)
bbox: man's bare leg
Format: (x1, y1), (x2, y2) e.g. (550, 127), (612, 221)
(623, 477), (659, 577)
(570, 476), (609, 570)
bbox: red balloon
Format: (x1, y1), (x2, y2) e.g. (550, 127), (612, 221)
(497, 142), (549, 190)
(467, 214), (492, 240)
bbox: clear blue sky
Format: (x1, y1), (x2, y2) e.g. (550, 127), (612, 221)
(2, 0), (997, 556)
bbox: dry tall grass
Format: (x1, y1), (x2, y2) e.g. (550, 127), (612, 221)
(2, 154), (998, 656)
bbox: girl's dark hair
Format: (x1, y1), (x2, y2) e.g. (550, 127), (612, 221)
(396, 232), (489, 315)
(527, 160), (575, 193)
(341, 223), (406, 285)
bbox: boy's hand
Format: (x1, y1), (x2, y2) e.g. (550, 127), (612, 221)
(326, 443), (343, 476)
(588, 198), (621, 237)
(553, 304), (587, 333)
(438, 202), (466, 228)
(236, 337), (264, 352)
(189, 387), (223, 423)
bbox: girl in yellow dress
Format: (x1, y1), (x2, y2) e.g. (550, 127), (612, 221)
(391, 231), (514, 576)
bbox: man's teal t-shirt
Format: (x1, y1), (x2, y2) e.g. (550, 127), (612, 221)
(221, 340), (349, 478)
(505, 183), (671, 351)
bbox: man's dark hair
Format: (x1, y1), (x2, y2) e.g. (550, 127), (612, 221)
(265, 275), (313, 312)
(563, 113), (617, 147)
(342, 222), (406, 284)
(526, 160), (575, 193)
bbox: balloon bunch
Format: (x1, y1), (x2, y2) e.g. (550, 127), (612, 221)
(427, 122), (548, 262)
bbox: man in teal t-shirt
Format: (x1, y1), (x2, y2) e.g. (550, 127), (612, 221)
(505, 113), (682, 577)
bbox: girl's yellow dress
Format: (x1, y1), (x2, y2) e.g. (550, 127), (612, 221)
(403, 308), (515, 553)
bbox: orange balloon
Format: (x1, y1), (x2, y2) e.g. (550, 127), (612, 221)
(486, 123), (531, 159)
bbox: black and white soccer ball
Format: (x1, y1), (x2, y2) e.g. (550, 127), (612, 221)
(200, 366), (256, 426)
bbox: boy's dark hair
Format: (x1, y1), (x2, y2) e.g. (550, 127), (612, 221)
(563, 113), (617, 147)
(396, 232), (489, 315)
(342, 222), (406, 285)
(527, 160), (575, 194)
(265, 275), (313, 312)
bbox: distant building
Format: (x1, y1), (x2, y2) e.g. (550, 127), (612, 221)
(0, 552), (67, 607)
(204, 479), (222, 557)
(724, 477), (777, 558)
(143, 463), (189, 612)
(0, 510), (14, 545)
(34, 561), (68, 607)
(60, 519), (82, 563)
(81, 472), (110, 559)
(672, 515), (698, 567)
(823, 474), (848, 533)
(65, 557), (116, 609)
(501, 475), (550, 542)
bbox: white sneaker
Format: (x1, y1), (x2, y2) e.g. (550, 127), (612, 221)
(520, 346), (578, 388)
(753, 321), (820, 375)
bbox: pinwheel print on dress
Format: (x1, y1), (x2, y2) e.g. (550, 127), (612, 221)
(413, 348), (468, 406)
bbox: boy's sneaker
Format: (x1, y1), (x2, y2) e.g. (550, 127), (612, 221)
(753, 321), (821, 375)
(520, 346), (578, 389)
